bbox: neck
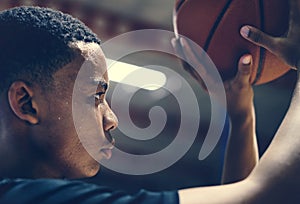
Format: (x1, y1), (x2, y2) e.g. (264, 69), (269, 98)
(0, 130), (62, 179)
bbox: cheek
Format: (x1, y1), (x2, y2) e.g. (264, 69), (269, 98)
(73, 105), (106, 152)
(75, 105), (102, 132)
(40, 98), (76, 143)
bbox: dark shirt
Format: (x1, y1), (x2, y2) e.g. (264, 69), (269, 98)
(0, 178), (179, 204)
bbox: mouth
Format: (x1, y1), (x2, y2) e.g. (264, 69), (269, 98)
(100, 138), (115, 160)
(100, 148), (112, 160)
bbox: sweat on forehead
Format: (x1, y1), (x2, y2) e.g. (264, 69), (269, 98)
(70, 42), (108, 88)
(70, 41), (108, 83)
(70, 42), (105, 62)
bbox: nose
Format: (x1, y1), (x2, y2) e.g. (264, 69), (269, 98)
(103, 107), (118, 132)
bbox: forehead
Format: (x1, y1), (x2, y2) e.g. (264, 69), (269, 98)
(51, 42), (108, 94)
(72, 42), (108, 82)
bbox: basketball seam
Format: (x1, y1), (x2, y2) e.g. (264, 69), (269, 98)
(204, 0), (234, 51)
(253, 0), (266, 84)
(176, 0), (187, 12)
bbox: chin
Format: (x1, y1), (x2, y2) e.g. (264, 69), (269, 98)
(64, 161), (100, 179)
(84, 164), (101, 178)
(79, 162), (101, 178)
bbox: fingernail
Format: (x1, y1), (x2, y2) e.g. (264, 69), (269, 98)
(179, 37), (186, 47)
(240, 26), (250, 38)
(171, 38), (177, 47)
(242, 55), (252, 65)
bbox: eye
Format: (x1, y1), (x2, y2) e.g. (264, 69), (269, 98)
(94, 92), (105, 106)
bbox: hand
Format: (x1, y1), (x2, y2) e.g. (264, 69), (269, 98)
(172, 37), (254, 119)
(171, 37), (210, 90)
(240, 0), (300, 69)
(225, 55), (254, 122)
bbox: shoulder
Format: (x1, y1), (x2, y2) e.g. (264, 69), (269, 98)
(0, 178), (179, 204)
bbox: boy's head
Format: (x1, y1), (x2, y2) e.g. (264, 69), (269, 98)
(0, 6), (118, 179)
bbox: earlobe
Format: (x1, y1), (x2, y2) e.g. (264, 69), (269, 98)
(8, 81), (39, 125)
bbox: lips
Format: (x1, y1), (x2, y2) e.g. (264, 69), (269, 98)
(100, 137), (115, 160)
(100, 148), (112, 159)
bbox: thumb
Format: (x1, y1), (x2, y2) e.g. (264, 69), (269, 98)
(233, 55), (252, 85)
(240, 26), (278, 54)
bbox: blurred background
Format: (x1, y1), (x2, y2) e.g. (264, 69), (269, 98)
(1, 0), (297, 193)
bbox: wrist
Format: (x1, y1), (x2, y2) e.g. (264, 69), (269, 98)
(229, 107), (255, 128)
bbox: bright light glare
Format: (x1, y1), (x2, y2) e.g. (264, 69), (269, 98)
(107, 59), (167, 91)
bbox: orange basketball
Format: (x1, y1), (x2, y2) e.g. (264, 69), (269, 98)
(174, 0), (291, 84)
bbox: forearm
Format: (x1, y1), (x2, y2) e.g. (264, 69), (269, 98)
(245, 73), (300, 202)
(222, 107), (259, 184)
(178, 179), (260, 204)
(178, 79), (300, 203)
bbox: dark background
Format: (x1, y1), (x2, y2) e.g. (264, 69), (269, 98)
(2, 0), (296, 194)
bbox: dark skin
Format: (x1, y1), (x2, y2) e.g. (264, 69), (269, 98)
(172, 39), (258, 184)
(0, 0), (299, 200)
(179, 0), (300, 202)
(0, 42), (118, 179)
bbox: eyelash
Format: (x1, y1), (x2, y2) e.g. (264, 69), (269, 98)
(94, 92), (105, 105)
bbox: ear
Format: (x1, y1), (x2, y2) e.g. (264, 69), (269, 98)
(8, 81), (39, 125)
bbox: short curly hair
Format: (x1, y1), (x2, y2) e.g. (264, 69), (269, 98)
(0, 6), (101, 92)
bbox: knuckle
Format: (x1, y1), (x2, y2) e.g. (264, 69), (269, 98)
(232, 79), (247, 89)
(239, 69), (251, 76)
(249, 30), (262, 43)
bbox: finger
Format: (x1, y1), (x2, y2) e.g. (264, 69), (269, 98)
(232, 54), (252, 85)
(179, 37), (215, 83)
(183, 60), (204, 82)
(240, 26), (278, 54)
(289, 0), (300, 29)
(172, 37), (202, 80)
(288, 1), (300, 38)
(171, 37), (183, 56)
(172, 38), (192, 74)
(172, 37), (189, 65)
(172, 37), (194, 69)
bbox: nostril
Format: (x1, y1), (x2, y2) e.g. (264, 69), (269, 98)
(104, 123), (115, 132)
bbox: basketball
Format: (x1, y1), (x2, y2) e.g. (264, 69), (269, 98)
(174, 0), (290, 84)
